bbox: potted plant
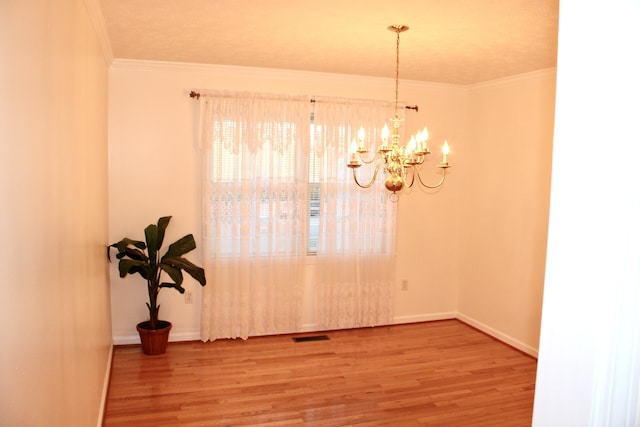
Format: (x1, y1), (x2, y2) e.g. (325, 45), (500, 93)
(108, 216), (206, 354)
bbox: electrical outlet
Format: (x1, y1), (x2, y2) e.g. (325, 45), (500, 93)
(401, 280), (409, 291)
(185, 290), (193, 304)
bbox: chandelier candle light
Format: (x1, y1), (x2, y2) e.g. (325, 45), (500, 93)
(347, 25), (451, 197)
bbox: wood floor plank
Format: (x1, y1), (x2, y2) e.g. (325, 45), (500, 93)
(103, 320), (537, 426)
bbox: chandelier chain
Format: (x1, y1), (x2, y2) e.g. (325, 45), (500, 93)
(394, 28), (401, 118)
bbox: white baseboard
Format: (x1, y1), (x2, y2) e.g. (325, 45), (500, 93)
(456, 312), (538, 358)
(299, 323), (324, 333)
(169, 331), (202, 342)
(113, 334), (139, 345)
(298, 312), (457, 334)
(97, 342), (113, 427)
(113, 313), (538, 359)
(113, 331), (202, 346)
(393, 312), (457, 324)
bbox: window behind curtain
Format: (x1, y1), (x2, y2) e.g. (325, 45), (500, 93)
(198, 91), (399, 340)
(199, 92), (311, 340)
(310, 98), (398, 258)
(208, 118), (302, 257)
(310, 97), (399, 330)
(208, 109), (397, 258)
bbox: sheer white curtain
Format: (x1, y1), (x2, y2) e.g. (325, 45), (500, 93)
(311, 98), (399, 330)
(198, 91), (311, 340)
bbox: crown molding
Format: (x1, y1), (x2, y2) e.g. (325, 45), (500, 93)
(83, 0), (113, 65)
(109, 59), (552, 92)
(109, 58), (467, 91)
(468, 68), (557, 89)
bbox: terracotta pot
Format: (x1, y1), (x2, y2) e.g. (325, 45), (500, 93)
(136, 320), (172, 355)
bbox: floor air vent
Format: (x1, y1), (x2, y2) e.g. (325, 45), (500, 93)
(292, 335), (329, 343)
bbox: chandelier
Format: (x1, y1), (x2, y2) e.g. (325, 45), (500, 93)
(347, 25), (451, 197)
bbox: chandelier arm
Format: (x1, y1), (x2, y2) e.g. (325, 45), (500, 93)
(414, 167), (447, 189)
(352, 160), (383, 189)
(403, 165), (416, 188)
(358, 151), (380, 165)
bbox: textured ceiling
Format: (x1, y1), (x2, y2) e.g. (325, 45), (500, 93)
(100, 0), (559, 85)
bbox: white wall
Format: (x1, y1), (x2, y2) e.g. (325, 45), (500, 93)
(0, 0), (112, 426)
(108, 60), (556, 357)
(108, 61), (467, 342)
(458, 70), (556, 356)
(533, 1), (640, 425)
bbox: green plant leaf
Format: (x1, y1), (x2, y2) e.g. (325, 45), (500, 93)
(120, 247), (149, 262)
(162, 257), (206, 286)
(118, 259), (151, 279)
(159, 282), (186, 293)
(156, 216), (171, 251)
(115, 238), (146, 253)
(144, 223), (159, 267)
(162, 234), (197, 260)
(107, 239), (146, 262)
(160, 263), (184, 285)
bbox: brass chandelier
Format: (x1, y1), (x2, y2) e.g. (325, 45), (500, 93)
(347, 25), (451, 196)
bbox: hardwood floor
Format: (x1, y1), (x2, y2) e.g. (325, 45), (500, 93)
(103, 320), (537, 426)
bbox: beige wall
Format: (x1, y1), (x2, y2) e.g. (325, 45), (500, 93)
(458, 71), (556, 355)
(108, 62), (467, 341)
(108, 61), (555, 357)
(0, 1), (112, 426)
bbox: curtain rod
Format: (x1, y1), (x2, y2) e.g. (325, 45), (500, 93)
(188, 91), (419, 112)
